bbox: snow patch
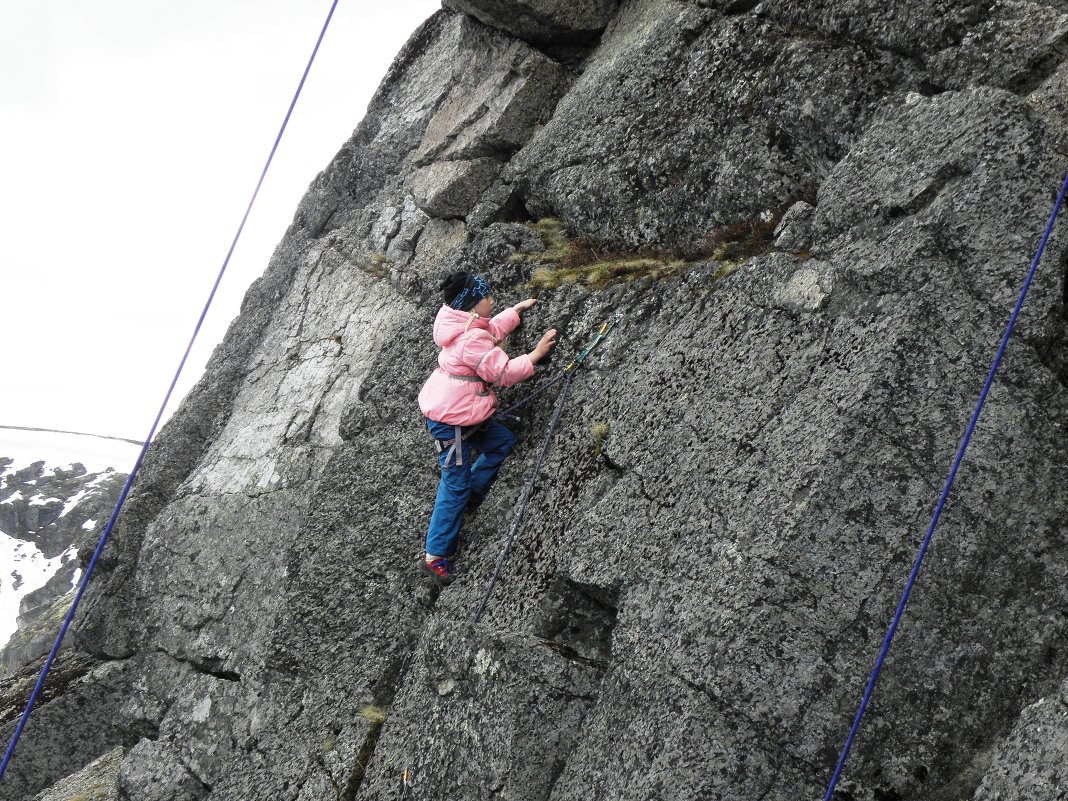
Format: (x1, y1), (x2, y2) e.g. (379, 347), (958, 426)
(87, 470), (117, 489)
(0, 430), (135, 649)
(60, 489), (91, 518)
(59, 472), (120, 518)
(29, 495), (62, 507)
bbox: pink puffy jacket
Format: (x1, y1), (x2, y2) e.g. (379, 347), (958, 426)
(418, 305), (535, 425)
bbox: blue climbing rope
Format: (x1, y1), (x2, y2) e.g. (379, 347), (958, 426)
(499, 371), (568, 417)
(472, 313), (622, 621)
(823, 170), (1068, 800)
(474, 372), (573, 623)
(0, 0), (340, 783)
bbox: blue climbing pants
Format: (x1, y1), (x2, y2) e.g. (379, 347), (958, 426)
(425, 417), (517, 557)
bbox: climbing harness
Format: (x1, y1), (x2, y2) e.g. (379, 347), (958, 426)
(822, 170), (1068, 800)
(0, 0), (341, 784)
(431, 418), (495, 467)
(435, 424), (467, 467)
(471, 313), (621, 623)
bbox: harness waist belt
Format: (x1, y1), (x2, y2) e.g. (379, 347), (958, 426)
(444, 371), (484, 383)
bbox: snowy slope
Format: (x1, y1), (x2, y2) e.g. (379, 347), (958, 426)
(0, 538), (77, 646)
(0, 431), (137, 655)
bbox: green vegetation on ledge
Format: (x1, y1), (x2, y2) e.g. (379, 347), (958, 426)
(513, 209), (794, 290)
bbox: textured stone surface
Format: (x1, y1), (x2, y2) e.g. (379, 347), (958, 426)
(974, 679), (1068, 800)
(409, 158), (503, 218)
(1, 656), (135, 801)
(33, 747), (122, 801)
(296, 13), (572, 248)
(773, 200), (816, 253)
(411, 42), (568, 165)
(689, 0), (992, 58)
(510, 0), (909, 251)
(118, 740), (209, 801)
(926, 1), (1068, 93)
(357, 619), (606, 801)
(8, 2), (1068, 801)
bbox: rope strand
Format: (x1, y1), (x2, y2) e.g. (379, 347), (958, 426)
(0, 0), (340, 782)
(474, 373), (573, 623)
(822, 171), (1068, 800)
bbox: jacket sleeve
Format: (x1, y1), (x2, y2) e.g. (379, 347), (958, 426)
(486, 308), (522, 342)
(463, 331), (535, 388)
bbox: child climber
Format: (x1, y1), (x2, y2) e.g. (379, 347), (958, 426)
(417, 272), (557, 584)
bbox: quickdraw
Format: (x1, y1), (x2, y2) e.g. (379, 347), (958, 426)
(500, 311), (623, 417)
(564, 311), (623, 373)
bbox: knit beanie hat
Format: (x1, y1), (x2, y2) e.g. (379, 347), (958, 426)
(441, 272), (491, 311)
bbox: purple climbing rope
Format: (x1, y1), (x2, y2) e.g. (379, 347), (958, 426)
(823, 170), (1068, 800)
(0, 0), (340, 783)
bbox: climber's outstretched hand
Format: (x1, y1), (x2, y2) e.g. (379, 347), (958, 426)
(513, 298), (538, 313)
(530, 328), (557, 364)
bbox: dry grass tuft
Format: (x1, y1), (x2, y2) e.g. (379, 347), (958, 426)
(512, 188), (816, 291)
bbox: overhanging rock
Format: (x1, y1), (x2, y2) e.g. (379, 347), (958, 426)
(409, 159), (504, 219)
(443, 0), (618, 44)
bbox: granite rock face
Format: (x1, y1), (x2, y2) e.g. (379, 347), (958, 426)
(974, 678), (1068, 800)
(510, 0), (908, 252)
(32, 747), (122, 801)
(4, 2), (1068, 801)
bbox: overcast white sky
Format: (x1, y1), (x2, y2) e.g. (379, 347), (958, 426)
(0, 0), (439, 453)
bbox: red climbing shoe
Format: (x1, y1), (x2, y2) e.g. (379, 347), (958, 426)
(419, 556), (456, 585)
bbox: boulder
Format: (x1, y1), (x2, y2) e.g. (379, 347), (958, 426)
(409, 158), (504, 218)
